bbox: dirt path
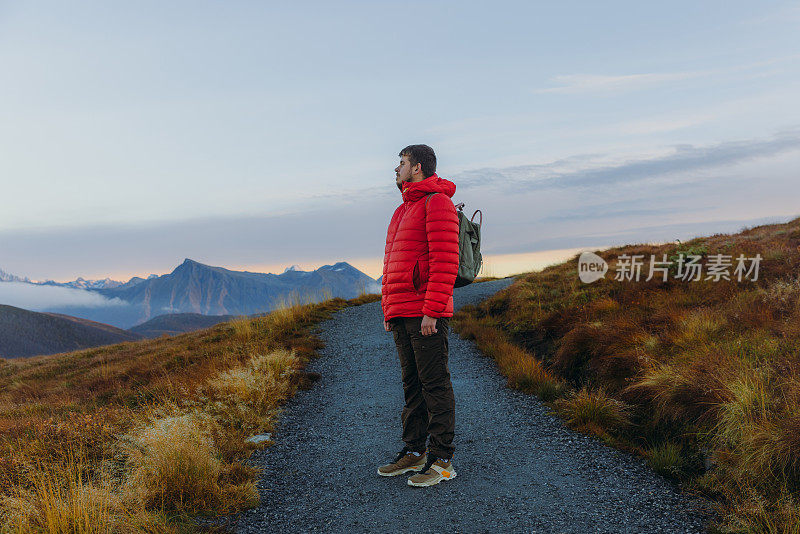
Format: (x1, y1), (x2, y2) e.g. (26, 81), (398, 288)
(222, 277), (713, 533)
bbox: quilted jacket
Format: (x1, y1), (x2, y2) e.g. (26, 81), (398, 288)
(381, 173), (460, 321)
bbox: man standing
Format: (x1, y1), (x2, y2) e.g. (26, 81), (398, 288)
(378, 144), (460, 487)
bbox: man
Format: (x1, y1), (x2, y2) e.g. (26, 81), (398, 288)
(378, 144), (460, 487)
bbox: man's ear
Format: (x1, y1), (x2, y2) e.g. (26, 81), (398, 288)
(412, 163), (422, 176)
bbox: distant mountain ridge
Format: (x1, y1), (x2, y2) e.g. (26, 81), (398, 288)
(0, 268), (31, 283)
(128, 312), (236, 338)
(0, 304), (144, 359)
(41, 277), (125, 290)
(0, 267), (159, 290)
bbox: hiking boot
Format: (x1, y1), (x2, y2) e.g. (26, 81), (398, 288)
(377, 447), (427, 477)
(407, 454), (456, 487)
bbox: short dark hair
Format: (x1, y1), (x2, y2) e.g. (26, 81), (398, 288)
(399, 144), (437, 178)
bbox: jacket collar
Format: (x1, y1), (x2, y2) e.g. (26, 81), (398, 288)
(401, 173), (457, 203)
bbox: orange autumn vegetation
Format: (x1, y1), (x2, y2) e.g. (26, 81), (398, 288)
(453, 216), (800, 534)
(0, 288), (380, 533)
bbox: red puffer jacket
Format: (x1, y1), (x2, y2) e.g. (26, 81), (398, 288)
(382, 173), (460, 321)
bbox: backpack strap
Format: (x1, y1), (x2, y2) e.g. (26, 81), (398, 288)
(425, 192), (438, 208)
(471, 209), (482, 225)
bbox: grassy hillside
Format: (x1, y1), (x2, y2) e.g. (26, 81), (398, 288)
(0, 289), (379, 533)
(128, 312), (237, 338)
(0, 305), (145, 359)
(453, 216), (800, 533)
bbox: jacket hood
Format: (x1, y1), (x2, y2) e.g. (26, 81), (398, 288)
(400, 173), (456, 203)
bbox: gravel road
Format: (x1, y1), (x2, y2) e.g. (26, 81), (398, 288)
(219, 276), (715, 533)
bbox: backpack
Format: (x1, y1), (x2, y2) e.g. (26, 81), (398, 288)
(425, 193), (483, 288)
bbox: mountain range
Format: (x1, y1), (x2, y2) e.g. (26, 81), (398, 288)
(0, 268), (32, 284)
(0, 267), (159, 289)
(1, 259), (380, 330)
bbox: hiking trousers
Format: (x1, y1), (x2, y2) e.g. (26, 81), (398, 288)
(389, 315), (455, 459)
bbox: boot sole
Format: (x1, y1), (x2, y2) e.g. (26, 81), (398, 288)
(407, 469), (457, 487)
(377, 465), (425, 477)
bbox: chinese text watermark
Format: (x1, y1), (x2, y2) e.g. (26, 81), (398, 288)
(578, 251), (762, 284)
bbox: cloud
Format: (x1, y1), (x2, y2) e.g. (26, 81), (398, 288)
(0, 282), (128, 312)
(536, 71), (701, 95)
(491, 215), (793, 256)
(451, 130), (800, 192)
(536, 55), (800, 95)
(539, 204), (701, 223)
(744, 4), (800, 26)
(542, 132), (800, 190)
(450, 153), (605, 190)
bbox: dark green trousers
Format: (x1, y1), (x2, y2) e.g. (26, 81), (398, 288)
(390, 315), (455, 459)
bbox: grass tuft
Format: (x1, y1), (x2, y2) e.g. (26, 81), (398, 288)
(553, 387), (632, 434)
(121, 412), (225, 513)
(647, 442), (687, 479)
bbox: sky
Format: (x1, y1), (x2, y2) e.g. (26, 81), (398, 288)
(1, 0), (799, 286)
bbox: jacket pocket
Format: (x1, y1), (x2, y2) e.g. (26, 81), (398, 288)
(411, 258), (421, 293)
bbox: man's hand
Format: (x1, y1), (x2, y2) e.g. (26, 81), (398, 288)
(420, 315), (438, 336)
(384, 319), (392, 332)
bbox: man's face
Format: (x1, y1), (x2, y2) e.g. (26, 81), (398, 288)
(395, 154), (418, 191)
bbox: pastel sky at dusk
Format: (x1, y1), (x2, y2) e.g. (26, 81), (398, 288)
(1, 1), (798, 284)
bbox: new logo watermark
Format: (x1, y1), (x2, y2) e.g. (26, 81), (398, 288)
(578, 251), (608, 283)
(578, 252), (762, 283)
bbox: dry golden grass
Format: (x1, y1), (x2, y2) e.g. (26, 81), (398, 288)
(0, 287), (379, 533)
(553, 387), (632, 435)
(454, 312), (567, 401)
(121, 412), (225, 513)
(230, 315), (254, 343)
(0, 448), (174, 534)
(452, 215), (800, 532)
(5, 461), (116, 533)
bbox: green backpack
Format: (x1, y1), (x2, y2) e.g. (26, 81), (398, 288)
(425, 193), (483, 288)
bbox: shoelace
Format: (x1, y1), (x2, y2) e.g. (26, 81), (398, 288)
(418, 454), (439, 474)
(392, 446), (412, 464)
